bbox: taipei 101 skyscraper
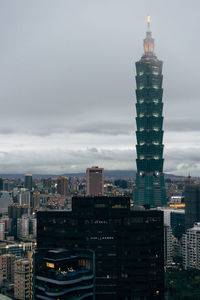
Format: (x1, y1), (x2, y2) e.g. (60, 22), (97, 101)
(134, 16), (166, 208)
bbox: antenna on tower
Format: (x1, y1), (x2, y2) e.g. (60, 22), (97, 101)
(147, 15), (150, 31)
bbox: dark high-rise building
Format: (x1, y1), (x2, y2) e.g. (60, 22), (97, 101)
(25, 174), (33, 190)
(34, 249), (95, 300)
(0, 178), (3, 191)
(185, 184), (200, 230)
(171, 210), (185, 239)
(134, 16), (166, 208)
(37, 196), (164, 299)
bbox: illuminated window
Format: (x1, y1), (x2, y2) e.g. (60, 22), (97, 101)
(153, 99), (159, 104)
(139, 99), (144, 103)
(139, 128), (144, 132)
(153, 113), (158, 117)
(140, 142), (145, 146)
(153, 141), (159, 145)
(154, 156), (159, 160)
(156, 290), (160, 295)
(139, 114), (144, 118)
(140, 156), (144, 160)
(153, 128), (159, 132)
(139, 86), (144, 90)
(46, 262), (55, 268)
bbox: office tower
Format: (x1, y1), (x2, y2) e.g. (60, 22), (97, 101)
(157, 208), (173, 266)
(57, 176), (68, 196)
(0, 222), (5, 240)
(32, 190), (40, 210)
(1, 216), (10, 231)
(134, 16), (166, 208)
(29, 218), (37, 238)
(3, 180), (15, 192)
(25, 174), (33, 191)
(34, 249), (95, 299)
(182, 223), (200, 270)
(37, 196), (164, 299)
(14, 259), (31, 300)
(0, 254), (16, 285)
(86, 166), (104, 196)
(17, 189), (31, 206)
(185, 184), (200, 230)
(171, 210), (185, 239)
(0, 178), (3, 190)
(8, 204), (29, 219)
(0, 192), (13, 214)
(17, 216), (29, 239)
(164, 225), (173, 266)
(42, 177), (52, 189)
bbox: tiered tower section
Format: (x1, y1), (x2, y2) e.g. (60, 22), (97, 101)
(134, 17), (166, 208)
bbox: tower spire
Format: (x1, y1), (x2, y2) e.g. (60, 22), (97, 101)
(147, 15), (150, 31)
(143, 15), (154, 54)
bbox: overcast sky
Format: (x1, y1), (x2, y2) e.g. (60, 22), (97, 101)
(0, 0), (199, 175)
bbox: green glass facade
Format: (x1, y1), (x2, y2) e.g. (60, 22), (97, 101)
(134, 21), (166, 208)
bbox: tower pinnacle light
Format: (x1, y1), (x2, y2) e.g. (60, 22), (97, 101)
(147, 15), (150, 28)
(134, 18), (166, 208)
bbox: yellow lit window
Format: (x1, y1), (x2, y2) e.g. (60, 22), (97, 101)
(46, 262), (55, 268)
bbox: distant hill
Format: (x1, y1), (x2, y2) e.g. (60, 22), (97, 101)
(0, 170), (182, 180)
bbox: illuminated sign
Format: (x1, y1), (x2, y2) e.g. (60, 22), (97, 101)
(169, 204), (185, 208)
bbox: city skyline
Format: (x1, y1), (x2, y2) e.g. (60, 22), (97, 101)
(0, 1), (199, 175)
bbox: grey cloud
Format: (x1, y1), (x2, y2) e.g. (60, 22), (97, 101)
(0, 148), (135, 174)
(87, 147), (98, 153)
(165, 119), (200, 132)
(0, 1), (199, 174)
(0, 120), (133, 137)
(164, 147), (200, 175)
(71, 122), (132, 136)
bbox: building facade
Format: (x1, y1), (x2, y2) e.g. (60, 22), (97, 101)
(86, 166), (104, 196)
(0, 222), (5, 240)
(34, 249), (95, 300)
(57, 176), (68, 196)
(134, 17), (166, 208)
(0, 254), (16, 286)
(25, 174), (33, 191)
(17, 216), (29, 240)
(182, 223), (200, 270)
(14, 259), (31, 300)
(37, 196), (164, 299)
(185, 184), (200, 230)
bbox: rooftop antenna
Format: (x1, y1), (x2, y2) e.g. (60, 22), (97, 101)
(147, 15), (151, 31)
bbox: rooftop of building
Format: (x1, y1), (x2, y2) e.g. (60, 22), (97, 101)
(157, 207), (185, 214)
(37, 248), (93, 261)
(0, 294), (12, 300)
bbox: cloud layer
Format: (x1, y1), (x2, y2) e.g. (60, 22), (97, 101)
(0, 0), (199, 175)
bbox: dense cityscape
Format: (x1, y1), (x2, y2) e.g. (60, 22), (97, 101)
(0, 1), (200, 300)
(1, 169), (200, 299)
